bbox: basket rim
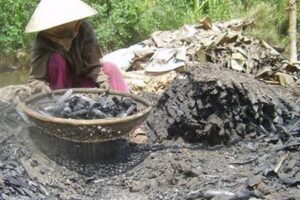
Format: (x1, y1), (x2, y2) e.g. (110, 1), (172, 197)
(22, 88), (152, 126)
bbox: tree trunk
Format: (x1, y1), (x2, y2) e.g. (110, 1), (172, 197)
(288, 0), (297, 62)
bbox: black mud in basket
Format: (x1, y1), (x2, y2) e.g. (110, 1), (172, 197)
(22, 88), (152, 143)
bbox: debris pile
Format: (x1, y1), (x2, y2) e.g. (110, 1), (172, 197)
(103, 18), (299, 94)
(206, 38), (298, 86)
(146, 63), (299, 145)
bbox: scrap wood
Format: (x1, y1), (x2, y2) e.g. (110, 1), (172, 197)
(275, 138), (300, 151)
(124, 70), (177, 94)
(229, 155), (258, 165)
(278, 173), (300, 185)
(287, 118), (300, 135)
(274, 154), (289, 173)
(203, 189), (258, 199)
(263, 80), (281, 85)
(275, 72), (295, 86)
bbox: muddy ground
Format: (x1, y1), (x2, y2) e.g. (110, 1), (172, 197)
(0, 63), (300, 200)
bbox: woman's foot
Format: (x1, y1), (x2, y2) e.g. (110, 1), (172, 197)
(129, 128), (148, 144)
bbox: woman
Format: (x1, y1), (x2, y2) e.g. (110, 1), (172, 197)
(26, 0), (129, 94)
(25, 0), (146, 143)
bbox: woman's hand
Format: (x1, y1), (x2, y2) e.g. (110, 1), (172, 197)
(29, 80), (51, 94)
(96, 72), (109, 91)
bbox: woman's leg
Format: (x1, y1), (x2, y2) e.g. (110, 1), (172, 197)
(71, 75), (96, 88)
(48, 55), (129, 91)
(48, 53), (95, 89)
(47, 53), (72, 90)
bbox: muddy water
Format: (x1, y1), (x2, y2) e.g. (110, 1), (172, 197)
(0, 68), (29, 87)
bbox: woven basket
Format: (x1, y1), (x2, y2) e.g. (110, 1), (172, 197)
(22, 88), (152, 143)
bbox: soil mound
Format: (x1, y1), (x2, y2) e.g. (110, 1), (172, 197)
(146, 63), (299, 145)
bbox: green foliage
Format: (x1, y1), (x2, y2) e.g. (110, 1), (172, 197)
(0, 0), (37, 55)
(192, 0), (244, 20)
(88, 0), (195, 52)
(243, 1), (290, 47)
(243, 0), (300, 56)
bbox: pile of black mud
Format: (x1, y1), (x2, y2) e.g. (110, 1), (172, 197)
(147, 63), (299, 145)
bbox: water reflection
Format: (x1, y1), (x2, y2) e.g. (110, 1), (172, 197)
(0, 68), (29, 87)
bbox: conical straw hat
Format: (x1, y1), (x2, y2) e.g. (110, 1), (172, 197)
(25, 0), (98, 33)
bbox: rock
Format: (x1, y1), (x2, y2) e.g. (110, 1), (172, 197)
(248, 175), (262, 188)
(129, 181), (150, 193)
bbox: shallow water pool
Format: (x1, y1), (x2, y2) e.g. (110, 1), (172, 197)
(0, 68), (29, 88)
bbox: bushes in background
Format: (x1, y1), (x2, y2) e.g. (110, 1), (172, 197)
(0, 0), (37, 55)
(88, 0), (195, 53)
